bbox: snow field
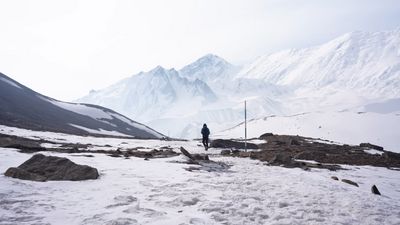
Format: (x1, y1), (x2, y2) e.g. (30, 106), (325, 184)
(1, 148), (400, 224)
(0, 126), (399, 224)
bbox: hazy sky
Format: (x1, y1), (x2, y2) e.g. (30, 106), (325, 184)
(1, 0), (400, 101)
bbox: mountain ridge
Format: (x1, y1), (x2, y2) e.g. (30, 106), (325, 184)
(77, 28), (400, 138)
(0, 73), (164, 139)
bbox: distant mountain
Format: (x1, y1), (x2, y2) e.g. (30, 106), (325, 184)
(237, 29), (400, 101)
(180, 54), (239, 84)
(77, 66), (217, 124)
(0, 73), (164, 139)
(77, 29), (400, 138)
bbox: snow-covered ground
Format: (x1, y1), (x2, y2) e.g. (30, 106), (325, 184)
(1, 126), (400, 225)
(1, 148), (400, 225)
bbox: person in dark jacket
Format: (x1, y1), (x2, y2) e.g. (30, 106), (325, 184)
(201, 123), (210, 150)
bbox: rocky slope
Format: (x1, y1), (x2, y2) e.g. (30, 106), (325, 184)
(0, 73), (164, 139)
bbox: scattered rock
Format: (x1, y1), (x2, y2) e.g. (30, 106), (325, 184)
(220, 150), (231, 155)
(331, 176), (339, 181)
(71, 154), (94, 158)
(0, 133), (47, 152)
(180, 147), (209, 161)
(4, 154), (99, 182)
(360, 143), (384, 151)
(259, 133), (274, 139)
(238, 152), (252, 157)
(179, 147), (230, 172)
(210, 139), (258, 150)
(269, 153), (293, 165)
(290, 139), (301, 145)
(123, 149), (179, 159)
(341, 179), (359, 187)
(371, 185), (381, 195)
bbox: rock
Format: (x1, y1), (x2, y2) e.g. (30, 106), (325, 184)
(180, 147), (195, 160)
(5, 167), (46, 182)
(238, 152), (252, 157)
(341, 179), (359, 187)
(180, 147), (209, 161)
(371, 185), (381, 195)
(331, 176), (339, 181)
(360, 143), (384, 151)
(220, 150), (231, 155)
(4, 154), (99, 182)
(259, 133), (274, 139)
(210, 139), (258, 150)
(232, 150), (240, 155)
(269, 153), (293, 165)
(290, 139), (301, 146)
(193, 154), (209, 161)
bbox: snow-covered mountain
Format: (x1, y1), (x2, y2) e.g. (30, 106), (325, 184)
(237, 29), (400, 112)
(0, 73), (164, 139)
(78, 66), (217, 123)
(77, 28), (400, 139)
(77, 55), (252, 138)
(180, 54), (239, 85)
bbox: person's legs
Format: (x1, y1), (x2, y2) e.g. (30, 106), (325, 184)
(202, 136), (208, 150)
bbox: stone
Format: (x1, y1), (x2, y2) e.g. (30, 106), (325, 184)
(4, 154), (99, 182)
(331, 176), (339, 181)
(259, 133), (274, 139)
(4, 167), (46, 182)
(220, 150), (231, 155)
(290, 139), (301, 146)
(269, 153), (293, 165)
(341, 179), (359, 187)
(238, 152), (252, 157)
(371, 185), (381, 195)
(180, 147), (209, 161)
(210, 139), (258, 150)
(359, 143), (384, 151)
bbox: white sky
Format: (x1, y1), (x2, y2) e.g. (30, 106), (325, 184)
(1, 0), (400, 101)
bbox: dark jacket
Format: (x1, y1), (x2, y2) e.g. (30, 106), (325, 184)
(201, 127), (210, 137)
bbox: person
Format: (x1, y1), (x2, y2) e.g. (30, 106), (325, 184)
(201, 123), (210, 150)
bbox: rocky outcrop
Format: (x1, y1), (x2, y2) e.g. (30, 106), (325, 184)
(4, 154), (99, 182)
(210, 139), (258, 150)
(217, 133), (400, 170)
(359, 143), (384, 151)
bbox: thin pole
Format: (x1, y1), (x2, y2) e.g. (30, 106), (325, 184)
(245, 100), (247, 152)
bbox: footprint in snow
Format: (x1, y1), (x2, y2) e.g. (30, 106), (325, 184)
(105, 195), (137, 209)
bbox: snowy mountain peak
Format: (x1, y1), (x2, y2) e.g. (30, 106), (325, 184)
(179, 54), (238, 83)
(238, 28), (400, 99)
(195, 53), (230, 65)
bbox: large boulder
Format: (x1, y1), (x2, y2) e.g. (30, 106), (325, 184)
(4, 154), (99, 182)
